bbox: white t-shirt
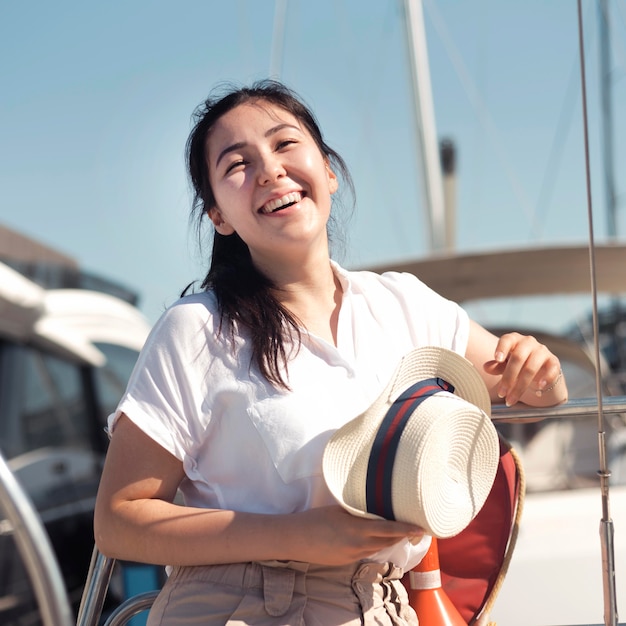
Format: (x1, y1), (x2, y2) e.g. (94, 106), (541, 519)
(110, 263), (470, 570)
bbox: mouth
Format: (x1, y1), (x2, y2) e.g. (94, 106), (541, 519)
(259, 191), (303, 214)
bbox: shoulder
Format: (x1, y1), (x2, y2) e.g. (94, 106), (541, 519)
(335, 263), (467, 327)
(144, 291), (220, 349)
(156, 291), (218, 326)
(334, 262), (438, 298)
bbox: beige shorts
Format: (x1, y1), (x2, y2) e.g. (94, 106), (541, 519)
(146, 559), (418, 625)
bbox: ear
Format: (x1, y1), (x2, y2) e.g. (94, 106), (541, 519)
(207, 206), (235, 236)
(326, 162), (339, 195)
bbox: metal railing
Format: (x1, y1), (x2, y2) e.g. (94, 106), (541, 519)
(492, 395), (626, 422)
(0, 451), (73, 626)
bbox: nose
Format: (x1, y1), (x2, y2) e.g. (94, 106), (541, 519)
(257, 152), (286, 185)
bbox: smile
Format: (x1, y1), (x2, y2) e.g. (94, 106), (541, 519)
(259, 191), (302, 214)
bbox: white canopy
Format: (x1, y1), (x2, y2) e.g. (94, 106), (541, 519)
(363, 244), (626, 303)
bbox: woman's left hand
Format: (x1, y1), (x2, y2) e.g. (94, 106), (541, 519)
(466, 321), (568, 408)
(482, 331), (566, 407)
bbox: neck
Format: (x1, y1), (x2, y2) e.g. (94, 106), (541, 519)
(271, 259), (342, 346)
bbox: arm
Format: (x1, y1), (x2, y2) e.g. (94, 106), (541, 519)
(464, 319), (568, 407)
(94, 413), (423, 567)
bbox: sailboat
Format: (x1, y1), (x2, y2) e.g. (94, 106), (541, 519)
(361, 1), (626, 624)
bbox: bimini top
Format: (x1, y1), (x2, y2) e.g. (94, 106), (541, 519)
(365, 243), (626, 303)
(0, 261), (151, 366)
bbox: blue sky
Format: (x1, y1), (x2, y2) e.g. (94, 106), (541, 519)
(1, 0), (625, 331)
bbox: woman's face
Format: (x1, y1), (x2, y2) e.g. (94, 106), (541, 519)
(205, 101), (338, 266)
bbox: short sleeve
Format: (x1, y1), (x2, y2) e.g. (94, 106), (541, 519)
(109, 293), (219, 461)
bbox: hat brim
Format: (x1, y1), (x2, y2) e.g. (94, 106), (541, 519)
(385, 346), (491, 416)
(322, 346), (497, 537)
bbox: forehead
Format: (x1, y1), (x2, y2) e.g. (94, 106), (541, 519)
(206, 102), (303, 154)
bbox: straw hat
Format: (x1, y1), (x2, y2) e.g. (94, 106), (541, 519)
(322, 346), (499, 538)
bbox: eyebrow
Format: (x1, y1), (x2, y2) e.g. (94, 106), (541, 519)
(215, 123), (302, 168)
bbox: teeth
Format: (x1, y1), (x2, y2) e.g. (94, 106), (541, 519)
(261, 191), (302, 214)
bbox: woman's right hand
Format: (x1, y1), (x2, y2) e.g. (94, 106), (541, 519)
(285, 505), (424, 565)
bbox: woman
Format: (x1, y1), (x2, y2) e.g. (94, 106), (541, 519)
(94, 79), (567, 625)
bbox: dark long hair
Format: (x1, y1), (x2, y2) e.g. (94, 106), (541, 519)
(185, 79), (354, 389)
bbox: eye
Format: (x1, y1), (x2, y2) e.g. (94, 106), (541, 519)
(225, 159), (246, 174)
(276, 138), (298, 150)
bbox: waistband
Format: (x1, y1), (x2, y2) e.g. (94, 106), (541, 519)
(166, 560), (406, 619)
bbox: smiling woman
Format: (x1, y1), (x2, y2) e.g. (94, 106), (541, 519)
(92, 79), (567, 626)
(185, 81), (355, 366)
(205, 102), (338, 253)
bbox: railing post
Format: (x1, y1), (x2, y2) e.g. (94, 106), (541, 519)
(0, 451), (73, 626)
(76, 546), (116, 626)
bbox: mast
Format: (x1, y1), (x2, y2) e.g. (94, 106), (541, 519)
(270, 0), (288, 79)
(599, 0), (617, 240)
(402, 0), (448, 253)
(440, 139), (457, 251)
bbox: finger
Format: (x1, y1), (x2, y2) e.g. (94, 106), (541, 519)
(483, 359), (507, 376)
(533, 359), (563, 396)
(366, 519), (423, 539)
(502, 340), (558, 404)
(493, 332), (523, 364)
(496, 336), (541, 404)
(504, 353), (543, 405)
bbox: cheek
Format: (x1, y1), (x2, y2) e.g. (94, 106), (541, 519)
(304, 153), (324, 175)
(212, 174), (248, 207)
(300, 153), (332, 190)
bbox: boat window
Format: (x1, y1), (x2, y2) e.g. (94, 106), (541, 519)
(0, 343), (91, 459)
(91, 343), (140, 426)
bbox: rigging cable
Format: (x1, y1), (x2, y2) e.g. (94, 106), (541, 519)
(576, 1), (619, 624)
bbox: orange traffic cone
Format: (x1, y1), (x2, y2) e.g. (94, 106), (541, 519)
(406, 538), (467, 625)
